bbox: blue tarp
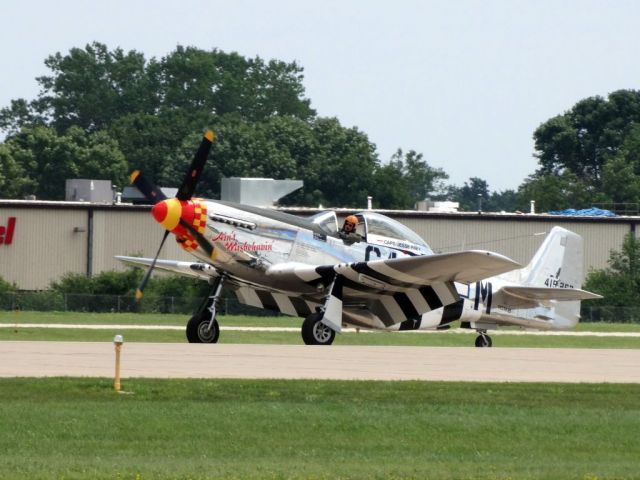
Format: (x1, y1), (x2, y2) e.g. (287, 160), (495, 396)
(547, 207), (616, 217)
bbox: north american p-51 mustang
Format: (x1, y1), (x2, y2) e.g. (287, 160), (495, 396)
(118, 131), (598, 347)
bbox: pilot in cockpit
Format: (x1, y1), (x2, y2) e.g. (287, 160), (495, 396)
(338, 215), (363, 245)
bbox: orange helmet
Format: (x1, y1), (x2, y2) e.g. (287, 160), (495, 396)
(345, 215), (358, 225)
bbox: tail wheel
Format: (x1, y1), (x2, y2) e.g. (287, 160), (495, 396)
(186, 315), (220, 343)
(302, 312), (336, 346)
(475, 334), (492, 348)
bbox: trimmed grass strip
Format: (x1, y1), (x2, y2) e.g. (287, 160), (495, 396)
(1, 378), (639, 479)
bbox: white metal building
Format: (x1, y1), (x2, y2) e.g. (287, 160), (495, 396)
(1, 200), (636, 290)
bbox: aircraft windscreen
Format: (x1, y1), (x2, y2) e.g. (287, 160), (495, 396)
(308, 211), (339, 235)
(362, 213), (431, 250)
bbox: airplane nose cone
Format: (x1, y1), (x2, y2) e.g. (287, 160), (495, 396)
(151, 198), (181, 231)
(151, 201), (167, 223)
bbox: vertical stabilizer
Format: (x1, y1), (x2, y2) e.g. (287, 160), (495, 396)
(523, 227), (584, 289)
(521, 226), (585, 327)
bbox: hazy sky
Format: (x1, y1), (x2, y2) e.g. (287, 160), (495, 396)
(2, 0), (639, 191)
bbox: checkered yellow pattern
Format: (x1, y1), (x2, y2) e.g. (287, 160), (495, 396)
(193, 203), (207, 234)
(181, 237), (199, 252)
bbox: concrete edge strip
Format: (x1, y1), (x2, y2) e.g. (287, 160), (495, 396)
(0, 323), (639, 337)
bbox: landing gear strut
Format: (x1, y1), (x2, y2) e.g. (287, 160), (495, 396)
(186, 275), (225, 343)
(475, 331), (493, 348)
(301, 312), (336, 345)
(300, 275), (343, 346)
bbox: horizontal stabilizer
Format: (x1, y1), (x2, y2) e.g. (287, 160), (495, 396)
(502, 286), (602, 301)
(495, 286), (602, 309)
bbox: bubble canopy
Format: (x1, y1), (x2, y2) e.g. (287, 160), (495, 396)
(309, 210), (432, 253)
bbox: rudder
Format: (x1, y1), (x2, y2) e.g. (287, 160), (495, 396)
(523, 227), (585, 289)
(521, 226), (586, 328)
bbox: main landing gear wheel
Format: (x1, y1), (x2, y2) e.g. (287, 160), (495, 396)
(186, 314), (220, 343)
(301, 312), (336, 346)
(475, 333), (493, 348)
(186, 274), (225, 344)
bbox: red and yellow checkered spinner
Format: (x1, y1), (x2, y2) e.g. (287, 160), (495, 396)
(151, 198), (208, 252)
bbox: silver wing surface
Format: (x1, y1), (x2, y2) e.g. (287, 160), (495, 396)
(266, 250), (521, 287)
(264, 250), (521, 326)
(115, 256), (219, 281)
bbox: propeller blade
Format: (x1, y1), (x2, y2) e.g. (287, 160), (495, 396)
(135, 230), (171, 300)
(176, 130), (215, 201)
(130, 170), (167, 204)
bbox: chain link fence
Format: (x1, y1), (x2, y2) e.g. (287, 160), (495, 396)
(0, 292), (638, 322)
(580, 306), (640, 323)
(0, 292), (274, 316)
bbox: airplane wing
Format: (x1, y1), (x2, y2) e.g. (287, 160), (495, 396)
(267, 250), (521, 288)
(261, 250), (521, 327)
(116, 255), (322, 317)
(494, 286), (603, 309)
(348, 249), (521, 284)
(115, 255), (219, 281)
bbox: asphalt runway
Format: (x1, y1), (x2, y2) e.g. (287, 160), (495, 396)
(2, 341), (640, 383)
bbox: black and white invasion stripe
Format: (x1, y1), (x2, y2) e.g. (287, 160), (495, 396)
(235, 286), (319, 317)
(369, 282), (459, 326)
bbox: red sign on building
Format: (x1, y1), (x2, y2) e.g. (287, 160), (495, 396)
(0, 217), (16, 245)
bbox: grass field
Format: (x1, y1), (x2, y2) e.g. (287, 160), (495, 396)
(2, 311), (640, 348)
(2, 313), (640, 479)
(1, 378), (639, 480)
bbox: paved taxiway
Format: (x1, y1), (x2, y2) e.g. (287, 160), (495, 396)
(2, 341), (639, 383)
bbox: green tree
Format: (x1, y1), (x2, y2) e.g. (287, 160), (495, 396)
(3, 42), (462, 209)
(372, 159), (413, 210)
(155, 116), (381, 208)
(107, 108), (216, 186)
(584, 233), (640, 308)
(157, 46), (314, 121)
(533, 90), (640, 186)
(447, 177), (490, 212)
(308, 118), (377, 208)
(1, 126), (127, 200)
(620, 124), (640, 168)
(488, 189), (519, 212)
(0, 43), (319, 201)
(0, 143), (37, 198)
(35, 43), (156, 133)
(399, 149), (448, 204)
(160, 116), (304, 201)
(516, 171), (595, 213)
(373, 149), (448, 210)
(595, 124), (640, 211)
(0, 99), (44, 136)
(600, 155), (640, 206)
(0, 42), (316, 138)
